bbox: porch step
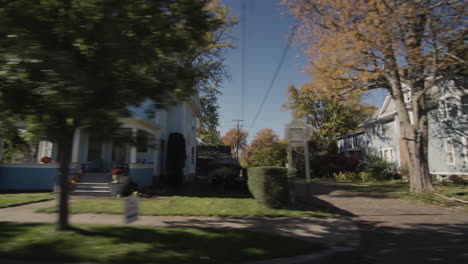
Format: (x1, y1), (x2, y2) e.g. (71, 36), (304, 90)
(75, 183), (110, 191)
(79, 172), (111, 183)
(71, 189), (111, 196)
(71, 182), (111, 196)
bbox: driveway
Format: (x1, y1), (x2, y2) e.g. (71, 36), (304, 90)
(295, 181), (468, 264)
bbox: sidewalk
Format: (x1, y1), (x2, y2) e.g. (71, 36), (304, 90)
(0, 197), (360, 264)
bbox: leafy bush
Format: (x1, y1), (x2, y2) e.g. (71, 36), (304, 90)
(399, 163), (409, 181)
(333, 171), (371, 182)
(247, 167), (290, 209)
(121, 181), (139, 197)
(333, 171), (360, 181)
(359, 154), (399, 181)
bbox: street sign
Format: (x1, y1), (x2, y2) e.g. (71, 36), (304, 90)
(285, 120), (312, 202)
(124, 196), (139, 224)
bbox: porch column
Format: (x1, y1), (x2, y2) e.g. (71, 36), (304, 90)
(130, 128), (137, 164)
(0, 138), (4, 162)
(71, 128), (81, 164)
(153, 142), (159, 176)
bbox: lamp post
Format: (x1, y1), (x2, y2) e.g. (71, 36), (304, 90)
(285, 120), (311, 203)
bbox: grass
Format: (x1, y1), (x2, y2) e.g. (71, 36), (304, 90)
(319, 179), (468, 210)
(0, 193), (53, 208)
(36, 196), (335, 217)
(0, 222), (326, 264)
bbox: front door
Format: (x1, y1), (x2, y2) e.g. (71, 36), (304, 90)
(87, 136), (104, 172)
(112, 141), (128, 168)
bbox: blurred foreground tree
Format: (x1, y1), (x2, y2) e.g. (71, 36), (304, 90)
(0, 0), (233, 229)
(283, 0), (466, 192)
(246, 129), (287, 167)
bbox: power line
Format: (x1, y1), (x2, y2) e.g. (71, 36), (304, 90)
(241, 0), (247, 120)
(248, 20), (299, 133)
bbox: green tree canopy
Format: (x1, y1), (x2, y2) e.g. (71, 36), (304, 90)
(197, 86), (222, 145)
(0, 0), (233, 229)
(284, 84), (376, 148)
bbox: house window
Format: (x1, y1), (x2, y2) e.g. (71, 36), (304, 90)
(381, 148), (394, 162)
(381, 125), (387, 137)
(440, 100), (448, 119)
(461, 95), (468, 115)
(352, 136), (358, 148)
(404, 91), (412, 103)
(444, 139), (455, 165)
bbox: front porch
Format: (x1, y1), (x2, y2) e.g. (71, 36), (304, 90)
(0, 117), (160, 191)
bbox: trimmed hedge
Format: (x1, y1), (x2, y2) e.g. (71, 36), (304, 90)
(247, 167), (290, 209)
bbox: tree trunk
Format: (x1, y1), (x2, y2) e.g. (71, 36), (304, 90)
(401, 124), (435, 193)
(57, 125), (75, 230)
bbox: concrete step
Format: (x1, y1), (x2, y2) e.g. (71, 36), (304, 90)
(74, 185), (110, 191)
(79, 174), (111, 183)
(72, 181), (111, 196)
(71, 189), (111, 196)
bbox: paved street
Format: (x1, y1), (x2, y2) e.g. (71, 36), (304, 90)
(296, 181), (468, 264)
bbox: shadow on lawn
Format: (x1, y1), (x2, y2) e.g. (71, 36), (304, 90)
(300, 180), (407, 199)
(157, 179), (253, 199)
(0, 222), (325, 264)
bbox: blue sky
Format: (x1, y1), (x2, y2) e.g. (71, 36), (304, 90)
(217, 0), (386, 141)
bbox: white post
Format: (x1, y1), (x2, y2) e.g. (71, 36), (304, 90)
(71, 128), (81, 164)
(304, 138), (311, 201)
(130, 128), (137, 164)
(304, 139), (311, 183)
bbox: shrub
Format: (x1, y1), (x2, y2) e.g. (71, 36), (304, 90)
(247, 167), (290, 209)
(358, 171), (371, 182)
(121, 181), (139, 197)
(359, 154), (399, 181)
(333, 171), (360, 181)
(448, 175), (468, 185)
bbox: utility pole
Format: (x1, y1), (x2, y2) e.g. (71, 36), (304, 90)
(232, 119), (243, 160)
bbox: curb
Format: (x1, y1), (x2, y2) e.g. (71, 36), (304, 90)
(241, 247), (357, 264)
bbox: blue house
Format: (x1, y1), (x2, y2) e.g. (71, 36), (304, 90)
(0, 95), (201, 193)
(337, 76), (468, 180)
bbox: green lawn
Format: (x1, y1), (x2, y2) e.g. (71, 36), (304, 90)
(36, 196), (335, 217)
(321, 180), (468, 210)
(0, 193), (53, 208)
(0, 222), (326, 264)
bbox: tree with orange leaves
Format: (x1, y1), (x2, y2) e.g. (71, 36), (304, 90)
(221, 128), (249, 158)
(283, 0), (466, 192)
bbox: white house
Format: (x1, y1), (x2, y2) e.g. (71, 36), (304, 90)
(0, 94), (201, 192)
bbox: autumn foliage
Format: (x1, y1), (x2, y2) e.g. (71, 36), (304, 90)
(283, 0), (466, 192)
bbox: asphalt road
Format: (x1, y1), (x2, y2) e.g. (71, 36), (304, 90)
(296, 181), (468, 264)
